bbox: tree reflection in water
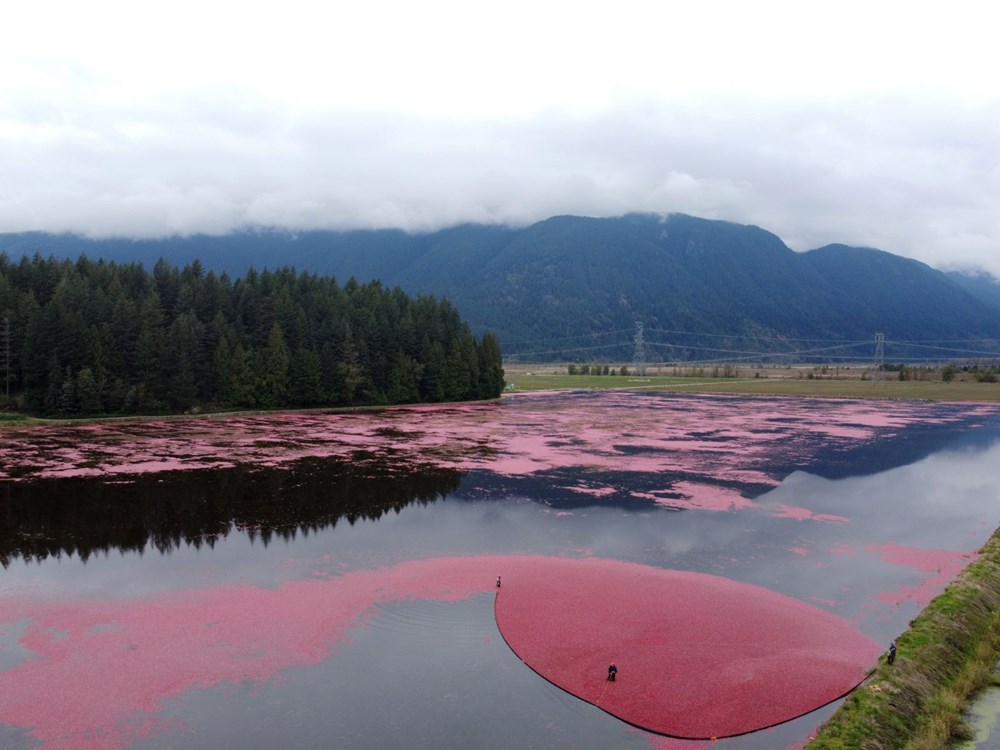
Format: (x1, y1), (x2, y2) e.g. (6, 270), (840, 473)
(0, 459), (462, 567)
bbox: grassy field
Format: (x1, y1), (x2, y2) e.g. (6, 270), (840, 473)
(4, 365), (999, 428)
(504, 366), (1000, 402)
(0, 412), (31, 426)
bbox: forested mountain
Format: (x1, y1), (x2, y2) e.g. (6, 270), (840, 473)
(3, 213), (999, 362)
(945, 270), (1000, 313)
(0, 255), (504, 415)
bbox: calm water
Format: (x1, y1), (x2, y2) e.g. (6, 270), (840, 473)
(2, 391), (1000, 750)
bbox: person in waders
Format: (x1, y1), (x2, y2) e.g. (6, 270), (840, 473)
(607, 663), (617, 681)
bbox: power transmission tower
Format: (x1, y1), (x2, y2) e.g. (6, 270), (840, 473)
(872, 332), (885, 385)
(632, 321), (647, 377)
(2, 316), (9, 401)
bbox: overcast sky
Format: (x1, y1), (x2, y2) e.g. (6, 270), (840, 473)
(2, 1), (998, 274)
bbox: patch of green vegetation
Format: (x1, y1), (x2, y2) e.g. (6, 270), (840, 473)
(505, 373), (691, 391)
(806, 528), (1000, 750)
(504, 373), (1000, 402)
(0, 412), (32, 426)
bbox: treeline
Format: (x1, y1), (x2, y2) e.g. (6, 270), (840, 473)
(567, 364), (635, 376)
(0, 253), (504, 415)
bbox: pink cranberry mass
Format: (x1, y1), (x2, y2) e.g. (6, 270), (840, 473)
(3, 392), (996, 748)
(493, 557), (881, 739)
(2, 393), (996, 491)
(0, 556), (880, 749)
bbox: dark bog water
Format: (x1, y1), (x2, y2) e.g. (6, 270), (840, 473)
(2, 391), (1000, 750)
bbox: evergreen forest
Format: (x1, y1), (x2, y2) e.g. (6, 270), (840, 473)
(0, 254), (504, 416)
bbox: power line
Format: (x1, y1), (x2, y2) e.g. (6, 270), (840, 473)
(502, 323), (1000, 365)
(509, 326), (881, 349)
(644, 327), (873, 345)
(505, 343), (639, 359)
(506, 328), (637, 347)
(884, 341), (1000, 357)
(644, 341), (871, 357)
(510, 340), (880, 364)
(508, 324), (1000, 350)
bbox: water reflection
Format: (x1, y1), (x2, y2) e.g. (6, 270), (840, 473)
(0, 460), (461, 567)
(131, 595), (657, 750)
(7, 411), (996, 571)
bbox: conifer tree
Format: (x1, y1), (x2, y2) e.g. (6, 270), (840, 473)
(0, 253), (504, 415)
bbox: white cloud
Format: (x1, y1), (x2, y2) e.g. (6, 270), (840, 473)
(1, 1), (999, 273)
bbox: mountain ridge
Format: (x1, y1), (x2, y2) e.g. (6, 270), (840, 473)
(3, 213), (999, 362)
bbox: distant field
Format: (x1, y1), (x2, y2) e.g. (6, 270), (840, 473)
(4, 368), (998, 430)
(504, 366), (1000, 402)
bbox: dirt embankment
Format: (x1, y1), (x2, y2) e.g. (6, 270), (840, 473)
(806, 527), (1000, 750)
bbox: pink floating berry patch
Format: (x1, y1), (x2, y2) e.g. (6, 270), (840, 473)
(493, 557), (881, 738)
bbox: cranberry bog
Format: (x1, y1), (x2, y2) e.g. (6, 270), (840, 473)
(2, 391), (1000, 750)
